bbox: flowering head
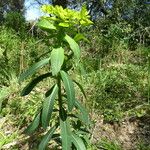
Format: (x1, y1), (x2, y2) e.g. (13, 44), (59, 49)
(40, 4), (93, 28)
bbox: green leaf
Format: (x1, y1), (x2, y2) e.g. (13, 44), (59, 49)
(37, 19), (57, 30)
(74, 33), (90, 43)
(51, 47), (64, 76)
(21, 73), (52, 96)
(71, 133), (86, 150)
(64, 34), (80, 59)
(73, 80), (87, 99)
(59, 22), (69, 27)
(38, 125), (56, 150)
(60, 71), (75, 111)
(75, 100), (89, 125)
(45, 85), (55, 97)
(60, 119), (72, 150)
(19, 58), (50, 82)
(24, 112), (40, 134)
(80, 5), (89, 18)
(42, 84), (58, 129)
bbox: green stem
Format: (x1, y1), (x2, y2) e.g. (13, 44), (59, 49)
(57, 75), (66, 121)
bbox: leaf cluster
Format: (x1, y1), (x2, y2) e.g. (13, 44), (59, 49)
(41, 4), (93, 28)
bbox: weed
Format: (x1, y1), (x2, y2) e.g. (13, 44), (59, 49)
(98, 138), (122, 150)
(19, 5), (93, 149)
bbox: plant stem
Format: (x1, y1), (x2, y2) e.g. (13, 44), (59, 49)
(57, 76), (64, 119)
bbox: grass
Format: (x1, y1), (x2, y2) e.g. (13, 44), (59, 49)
(98, 138), (122, 150)
(79, 39), (149, 121)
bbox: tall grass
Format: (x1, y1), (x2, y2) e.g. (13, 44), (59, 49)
(0, 25), (49, 86)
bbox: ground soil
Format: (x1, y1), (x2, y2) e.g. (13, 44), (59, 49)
(91, 113), (150, 150)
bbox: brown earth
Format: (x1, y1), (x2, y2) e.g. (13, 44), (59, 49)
(91, 113), (150, 150)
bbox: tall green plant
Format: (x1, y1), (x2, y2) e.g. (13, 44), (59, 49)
(19, 4), (93, 150)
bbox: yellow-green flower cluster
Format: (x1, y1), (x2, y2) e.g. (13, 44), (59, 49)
(41, 5), (93, 27)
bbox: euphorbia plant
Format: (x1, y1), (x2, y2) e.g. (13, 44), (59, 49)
(19, 4), (93, 150)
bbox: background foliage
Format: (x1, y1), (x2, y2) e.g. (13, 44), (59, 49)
(0, 0), (149, 149)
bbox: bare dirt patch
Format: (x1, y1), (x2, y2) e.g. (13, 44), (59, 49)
(91, 114), (150, 150)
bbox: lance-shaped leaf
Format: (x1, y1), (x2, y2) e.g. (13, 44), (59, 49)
(60, 119), (72, 150)
(75, 99), (90, 125)
(19, 58), (50, 82)
(37, 19), (57, 30)
(74, 33), (90, 43)
(51, 47), (64, 76)
(24, 112), (40, 135)
(64, 34), (80, 59)
(38, 125), (56, 150)
(45, 85), (55, 97)
(71, 133), (86, 150)
(21, 73), (52, 96)
(73, 80), (87, 99)
(60, 71), (75, 111)
(42, 84), (58, 129)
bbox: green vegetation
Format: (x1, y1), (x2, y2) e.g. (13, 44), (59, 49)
(0, 1), (150, 150)
(19, 5), (92, 150)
